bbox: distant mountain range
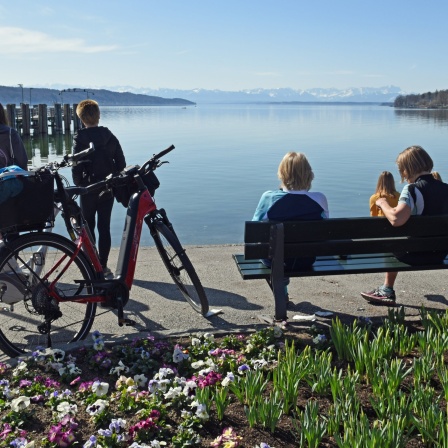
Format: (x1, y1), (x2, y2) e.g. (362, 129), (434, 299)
(0, 85), (195, 106)
(1, 84), (404, 106)
(109, 85), (404, 104)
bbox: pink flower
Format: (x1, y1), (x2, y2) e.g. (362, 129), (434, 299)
(0, 423), (12, 440)
(70, 376), (81, 386)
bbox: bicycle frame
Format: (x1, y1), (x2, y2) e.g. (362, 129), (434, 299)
(115, 185), (157, 287)
(40, 177), (158, 306)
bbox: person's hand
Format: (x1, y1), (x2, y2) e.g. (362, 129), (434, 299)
(376, 197), (388, 208)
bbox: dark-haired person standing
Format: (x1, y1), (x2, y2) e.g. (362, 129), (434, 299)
(0, 103), (28, 170)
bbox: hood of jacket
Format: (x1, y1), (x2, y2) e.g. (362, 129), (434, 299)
(74, 126), (114, 147)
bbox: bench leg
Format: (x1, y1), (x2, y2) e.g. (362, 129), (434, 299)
(269, 223), (287, 321)
(268, 274), (288, 321)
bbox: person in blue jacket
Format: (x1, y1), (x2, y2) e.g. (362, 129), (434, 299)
(252, 151), (329, 298)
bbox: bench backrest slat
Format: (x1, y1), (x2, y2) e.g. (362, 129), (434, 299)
(244, 216), (448, 259)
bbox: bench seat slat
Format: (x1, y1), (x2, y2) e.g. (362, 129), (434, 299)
(235, 254), (448, 279)
(246, 237), (448, 259)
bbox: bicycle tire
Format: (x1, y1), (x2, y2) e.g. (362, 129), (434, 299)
(0, 232), (97, 357)
(151, 221), (209, 315)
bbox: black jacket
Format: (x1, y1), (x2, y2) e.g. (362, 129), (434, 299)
(0, 124), (28, 170)
(72, 126), (126, 187)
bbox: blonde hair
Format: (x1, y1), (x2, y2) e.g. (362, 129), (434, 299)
(277, 152), (314, 191)
(432, 171), (443, 181)
(375, 171), (397, 198)
(76, 99), (100, 126)
(396, 145), (433, 182)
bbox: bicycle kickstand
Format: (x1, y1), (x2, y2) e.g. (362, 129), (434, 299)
(116, 297), (136, 327)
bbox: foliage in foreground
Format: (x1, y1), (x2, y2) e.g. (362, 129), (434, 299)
(0, 307), (447, 447)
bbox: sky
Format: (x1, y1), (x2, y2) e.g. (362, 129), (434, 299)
(1, 0), (448, 94)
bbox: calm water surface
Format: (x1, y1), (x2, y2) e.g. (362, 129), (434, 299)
(26, 104), (448, 246)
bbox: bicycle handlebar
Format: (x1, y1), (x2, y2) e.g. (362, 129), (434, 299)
(66, 142), (95, 166)
(85, 144), (175, 196)
(139, 144), (175, 173)
(33, 142), (95, 174)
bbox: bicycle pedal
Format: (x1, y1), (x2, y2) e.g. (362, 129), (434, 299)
(118, 318), (136, 327)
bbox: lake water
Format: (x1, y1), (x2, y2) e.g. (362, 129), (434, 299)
(26, 104), (448, 246)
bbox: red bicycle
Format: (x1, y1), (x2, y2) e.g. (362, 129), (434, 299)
(0, 145), (212, 357)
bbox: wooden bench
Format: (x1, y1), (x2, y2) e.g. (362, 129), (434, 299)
(233, 215), (448, 321)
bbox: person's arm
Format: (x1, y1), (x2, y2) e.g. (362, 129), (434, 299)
(369, 194), (378, 216)
(11, 130), (28, 170)
(375, 198), (411, 227)
(252, 191), (270, 221)
(112, 136), (126, 172)
(71, 133), (90, 186)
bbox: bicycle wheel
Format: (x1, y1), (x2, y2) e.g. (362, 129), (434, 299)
(0, 232), (97, 357)
(151, 221), (209, 315)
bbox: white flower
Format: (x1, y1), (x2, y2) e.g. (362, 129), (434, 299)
(221, 372), (235, 387)
(190, 360), (205, 370)
(252, 359), (269, 369)
(191, 337), (201, 346)
(182, 380), (197, 395)
(12, 361), (28, 377)
(164, 386), (182, 400)
(273, 325), (283, 338)
(203, 332), (214, 342)
(47, 348), (66, 361)
(198, 367), (213, 377)
(110, 360), (129, 376)
(134, 374), (148, 389)
(157, 379), (171, 393)
(148, 379), (159, 394)
(172, 347), (189, 363)
(205, 358), (217, 368)
(10, 395), (31, 412)
(92, 381), (109, 397)
(195, 403), (209, 420)
(56, 401), (77, 417)
(86, 399), (108, 415)
(67, 363), (82, 375)
(93, 340), (104, 351)
(150, 440), (167, 447)
(156, 367), (174, 379)
(52, 362), (65, 373)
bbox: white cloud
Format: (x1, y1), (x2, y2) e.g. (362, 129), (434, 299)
(0, 27), (117, 54)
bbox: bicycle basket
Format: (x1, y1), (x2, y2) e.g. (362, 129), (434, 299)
(0, 167), (54, 233)
(113, 169), (160, 208)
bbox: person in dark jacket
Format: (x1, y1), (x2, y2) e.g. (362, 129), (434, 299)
(0, 103), (28, 170)
(72, 100), (126, 278)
